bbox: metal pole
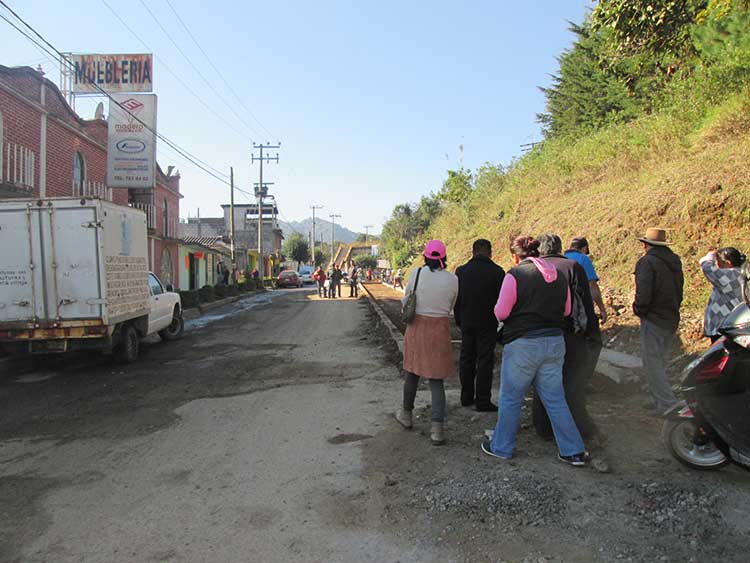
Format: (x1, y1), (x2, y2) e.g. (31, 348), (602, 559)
(310, 205), (323, 266)
(229, 167), (235, 265)
(258, 146), (264, 280)
(363, 224), (373, 242)
(329, 213), (341, 267)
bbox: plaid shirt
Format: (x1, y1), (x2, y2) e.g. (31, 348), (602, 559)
(700, 253), (743, 336)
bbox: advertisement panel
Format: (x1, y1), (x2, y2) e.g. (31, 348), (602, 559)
(70, 53), (153, 93)
(107, 94), (157, 189)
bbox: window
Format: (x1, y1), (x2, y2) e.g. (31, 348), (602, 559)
(73, 151), (85, 193)
(148, 273), (164, 296)
(163, 197), (169, 237)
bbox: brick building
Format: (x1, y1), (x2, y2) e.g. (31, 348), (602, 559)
(0, 64), (180, 285)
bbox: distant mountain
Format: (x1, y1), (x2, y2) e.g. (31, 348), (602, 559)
(279, 217), (359, 244)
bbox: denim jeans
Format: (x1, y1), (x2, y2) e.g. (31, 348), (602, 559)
(640, 319), (679, 410)
(490, 335), (585, 458)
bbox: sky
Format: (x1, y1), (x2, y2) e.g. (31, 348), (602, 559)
(2, 0), (591, 233)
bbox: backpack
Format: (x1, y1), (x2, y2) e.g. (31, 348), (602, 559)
(570, 271), (588, 334)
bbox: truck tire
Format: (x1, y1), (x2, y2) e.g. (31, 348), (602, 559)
(115, 323), (139, 364)
(159, 307), (184, 341)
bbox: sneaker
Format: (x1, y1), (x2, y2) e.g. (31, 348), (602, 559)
(475, 402), (498, 412)
(481, 437), (511, 460)
(394, 409), (413, 429)
(558, 452), (590, 467)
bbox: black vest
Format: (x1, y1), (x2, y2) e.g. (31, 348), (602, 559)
(501, 259), (568, 344)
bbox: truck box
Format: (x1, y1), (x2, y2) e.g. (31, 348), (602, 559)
(0, 198), (149, 345)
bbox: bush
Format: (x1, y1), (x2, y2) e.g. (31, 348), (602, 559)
(179, 290), (199, 309)
(213, 285), (228, 299)
(198, 285), (215, 303)
(227, 285), (240, 297)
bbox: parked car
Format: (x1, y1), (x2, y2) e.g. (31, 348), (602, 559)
(297, 266), (314, 285)
(277, 270), (302, 288)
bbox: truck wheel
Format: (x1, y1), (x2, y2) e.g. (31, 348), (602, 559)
(115, 324), (139, 364)
(159, 307), (184, 341)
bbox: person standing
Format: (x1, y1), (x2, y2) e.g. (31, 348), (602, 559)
(700, 247), (746, 342)
(329, 264), (342, 299)
(565, 237), (607, 323)
(314, 266), (328, 298)
(348, 261), (359, 297)
(633, 228), (684, 413)
(394, 240), (458, 446)
(394, 268), (404, 289)
(533, 234), (602, 445)
(482, 236), (587, 466)
(454, 239), (505, 411)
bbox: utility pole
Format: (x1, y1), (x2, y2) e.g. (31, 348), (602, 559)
(310, 205), (323, 266)
(329, 213), (341, 266)
(229, 167), (235, 266)
(363, 224), (373, 242)
(251, 143), (280, 279)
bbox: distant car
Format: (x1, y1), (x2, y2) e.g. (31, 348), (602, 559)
(297, 266), (314, 285)
(277, 270), (302, 288)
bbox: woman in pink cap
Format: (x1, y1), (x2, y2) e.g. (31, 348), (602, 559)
(394, 240), (459, 445)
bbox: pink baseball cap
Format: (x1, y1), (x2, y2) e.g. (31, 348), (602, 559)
(423, 240), (447, 266)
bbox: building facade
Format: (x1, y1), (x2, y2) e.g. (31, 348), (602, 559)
(0, 64), (181, 285)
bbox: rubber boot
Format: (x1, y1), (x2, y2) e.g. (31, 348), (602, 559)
(430, 421), (446, 446)
(394, 408), (413, 429)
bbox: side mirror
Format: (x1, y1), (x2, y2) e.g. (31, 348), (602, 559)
(166, 283), (174, 293)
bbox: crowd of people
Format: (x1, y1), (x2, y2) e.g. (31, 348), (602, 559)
(312, 261), (361, 299)
(393, 228), (747, 467)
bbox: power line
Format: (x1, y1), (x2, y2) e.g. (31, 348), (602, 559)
(162, 0), (275, 140)
(136, 0), (265, 141)
(0, 2), (237, 193)
(98, 0), (250, 142)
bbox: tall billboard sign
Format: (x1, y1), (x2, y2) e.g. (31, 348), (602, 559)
(107, 94), (157, 189)
(70, 54), (153, 93)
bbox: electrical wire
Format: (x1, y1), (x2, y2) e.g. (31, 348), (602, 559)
(136, 0), (266, 141)
(98, 0), (250, 142)
(163, 0), (276, 140)
(0, 1), (238, 192)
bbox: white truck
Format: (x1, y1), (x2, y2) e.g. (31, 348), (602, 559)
(0, 198), (183, 363)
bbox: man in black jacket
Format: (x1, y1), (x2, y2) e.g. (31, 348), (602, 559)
(533, 233), (603, 444)
(454, 239), (505, 411)
(634, 228), (683, 412)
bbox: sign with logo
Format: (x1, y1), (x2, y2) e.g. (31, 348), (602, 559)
(107, 93), (157, 189)
(70, 53), (153, 93)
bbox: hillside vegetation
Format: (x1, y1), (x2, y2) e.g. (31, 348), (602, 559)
(380, 0), (750, 345)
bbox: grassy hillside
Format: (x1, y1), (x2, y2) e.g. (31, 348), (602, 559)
(423, 93), (750, 347)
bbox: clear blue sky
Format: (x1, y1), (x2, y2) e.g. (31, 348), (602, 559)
(3, 0), (590, 233)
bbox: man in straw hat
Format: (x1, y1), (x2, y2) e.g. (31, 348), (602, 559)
(633, 227), (684, 414)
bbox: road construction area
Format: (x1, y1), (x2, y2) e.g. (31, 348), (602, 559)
(1, 287), (749, 562)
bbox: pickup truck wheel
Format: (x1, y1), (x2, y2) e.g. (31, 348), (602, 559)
(159, 308), (184, 341)
(115, 324), (139, 364)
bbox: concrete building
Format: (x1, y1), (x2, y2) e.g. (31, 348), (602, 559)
(0, 64), (181, 286)
(178, 235), (231, 290)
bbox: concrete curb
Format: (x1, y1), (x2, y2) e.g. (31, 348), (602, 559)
(360, 283), (404, 354)
(182, 290), (267, 321)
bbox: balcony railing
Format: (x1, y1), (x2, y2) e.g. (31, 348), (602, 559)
(72, 179), (112, 200)
(1, 141), (36, 193)
(130, 202), (156, 230)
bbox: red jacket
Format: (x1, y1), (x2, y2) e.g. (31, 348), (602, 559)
(314, 269), (327, 282)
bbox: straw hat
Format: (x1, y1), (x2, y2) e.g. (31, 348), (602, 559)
(638, 228), (670, 247)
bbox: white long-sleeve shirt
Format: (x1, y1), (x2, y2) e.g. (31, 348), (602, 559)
(401, 266), (458, 318)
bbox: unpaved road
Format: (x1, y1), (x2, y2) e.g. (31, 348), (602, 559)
(1, 288), (748, 562)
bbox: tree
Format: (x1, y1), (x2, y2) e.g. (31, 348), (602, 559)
(437, 169), (474, 204)
(282, 233), (310, 268)
(355, 233), (368, 242)
(354, 254), (378, 269)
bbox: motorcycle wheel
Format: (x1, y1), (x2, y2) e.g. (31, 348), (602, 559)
(661, 419), (729, 470)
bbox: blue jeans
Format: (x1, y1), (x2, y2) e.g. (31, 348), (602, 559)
(490, 335), (585, 458)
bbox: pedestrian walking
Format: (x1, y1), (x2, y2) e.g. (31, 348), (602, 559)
(394, 240), (458, 446)
(348, 261), (359, 297)
(367, 267), (373, 281)
(454, 239), (505, 411)
(394, 268), (404, 289)
(314, 266), (328, 298)
(700, 247), (746, 342)
(481, 236), (588, 466)
(532, 234), (603, 446)
(633, 228), (684, 413)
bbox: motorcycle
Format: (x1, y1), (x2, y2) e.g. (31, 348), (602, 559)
(662, 265), (750, 471)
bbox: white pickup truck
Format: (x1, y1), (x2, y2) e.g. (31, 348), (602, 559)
(0, 198), (183, 363)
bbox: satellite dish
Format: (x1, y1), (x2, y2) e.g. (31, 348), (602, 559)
(94, 102), (104, 120)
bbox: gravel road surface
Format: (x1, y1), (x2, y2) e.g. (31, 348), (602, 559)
(1, 288), (748, 562)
